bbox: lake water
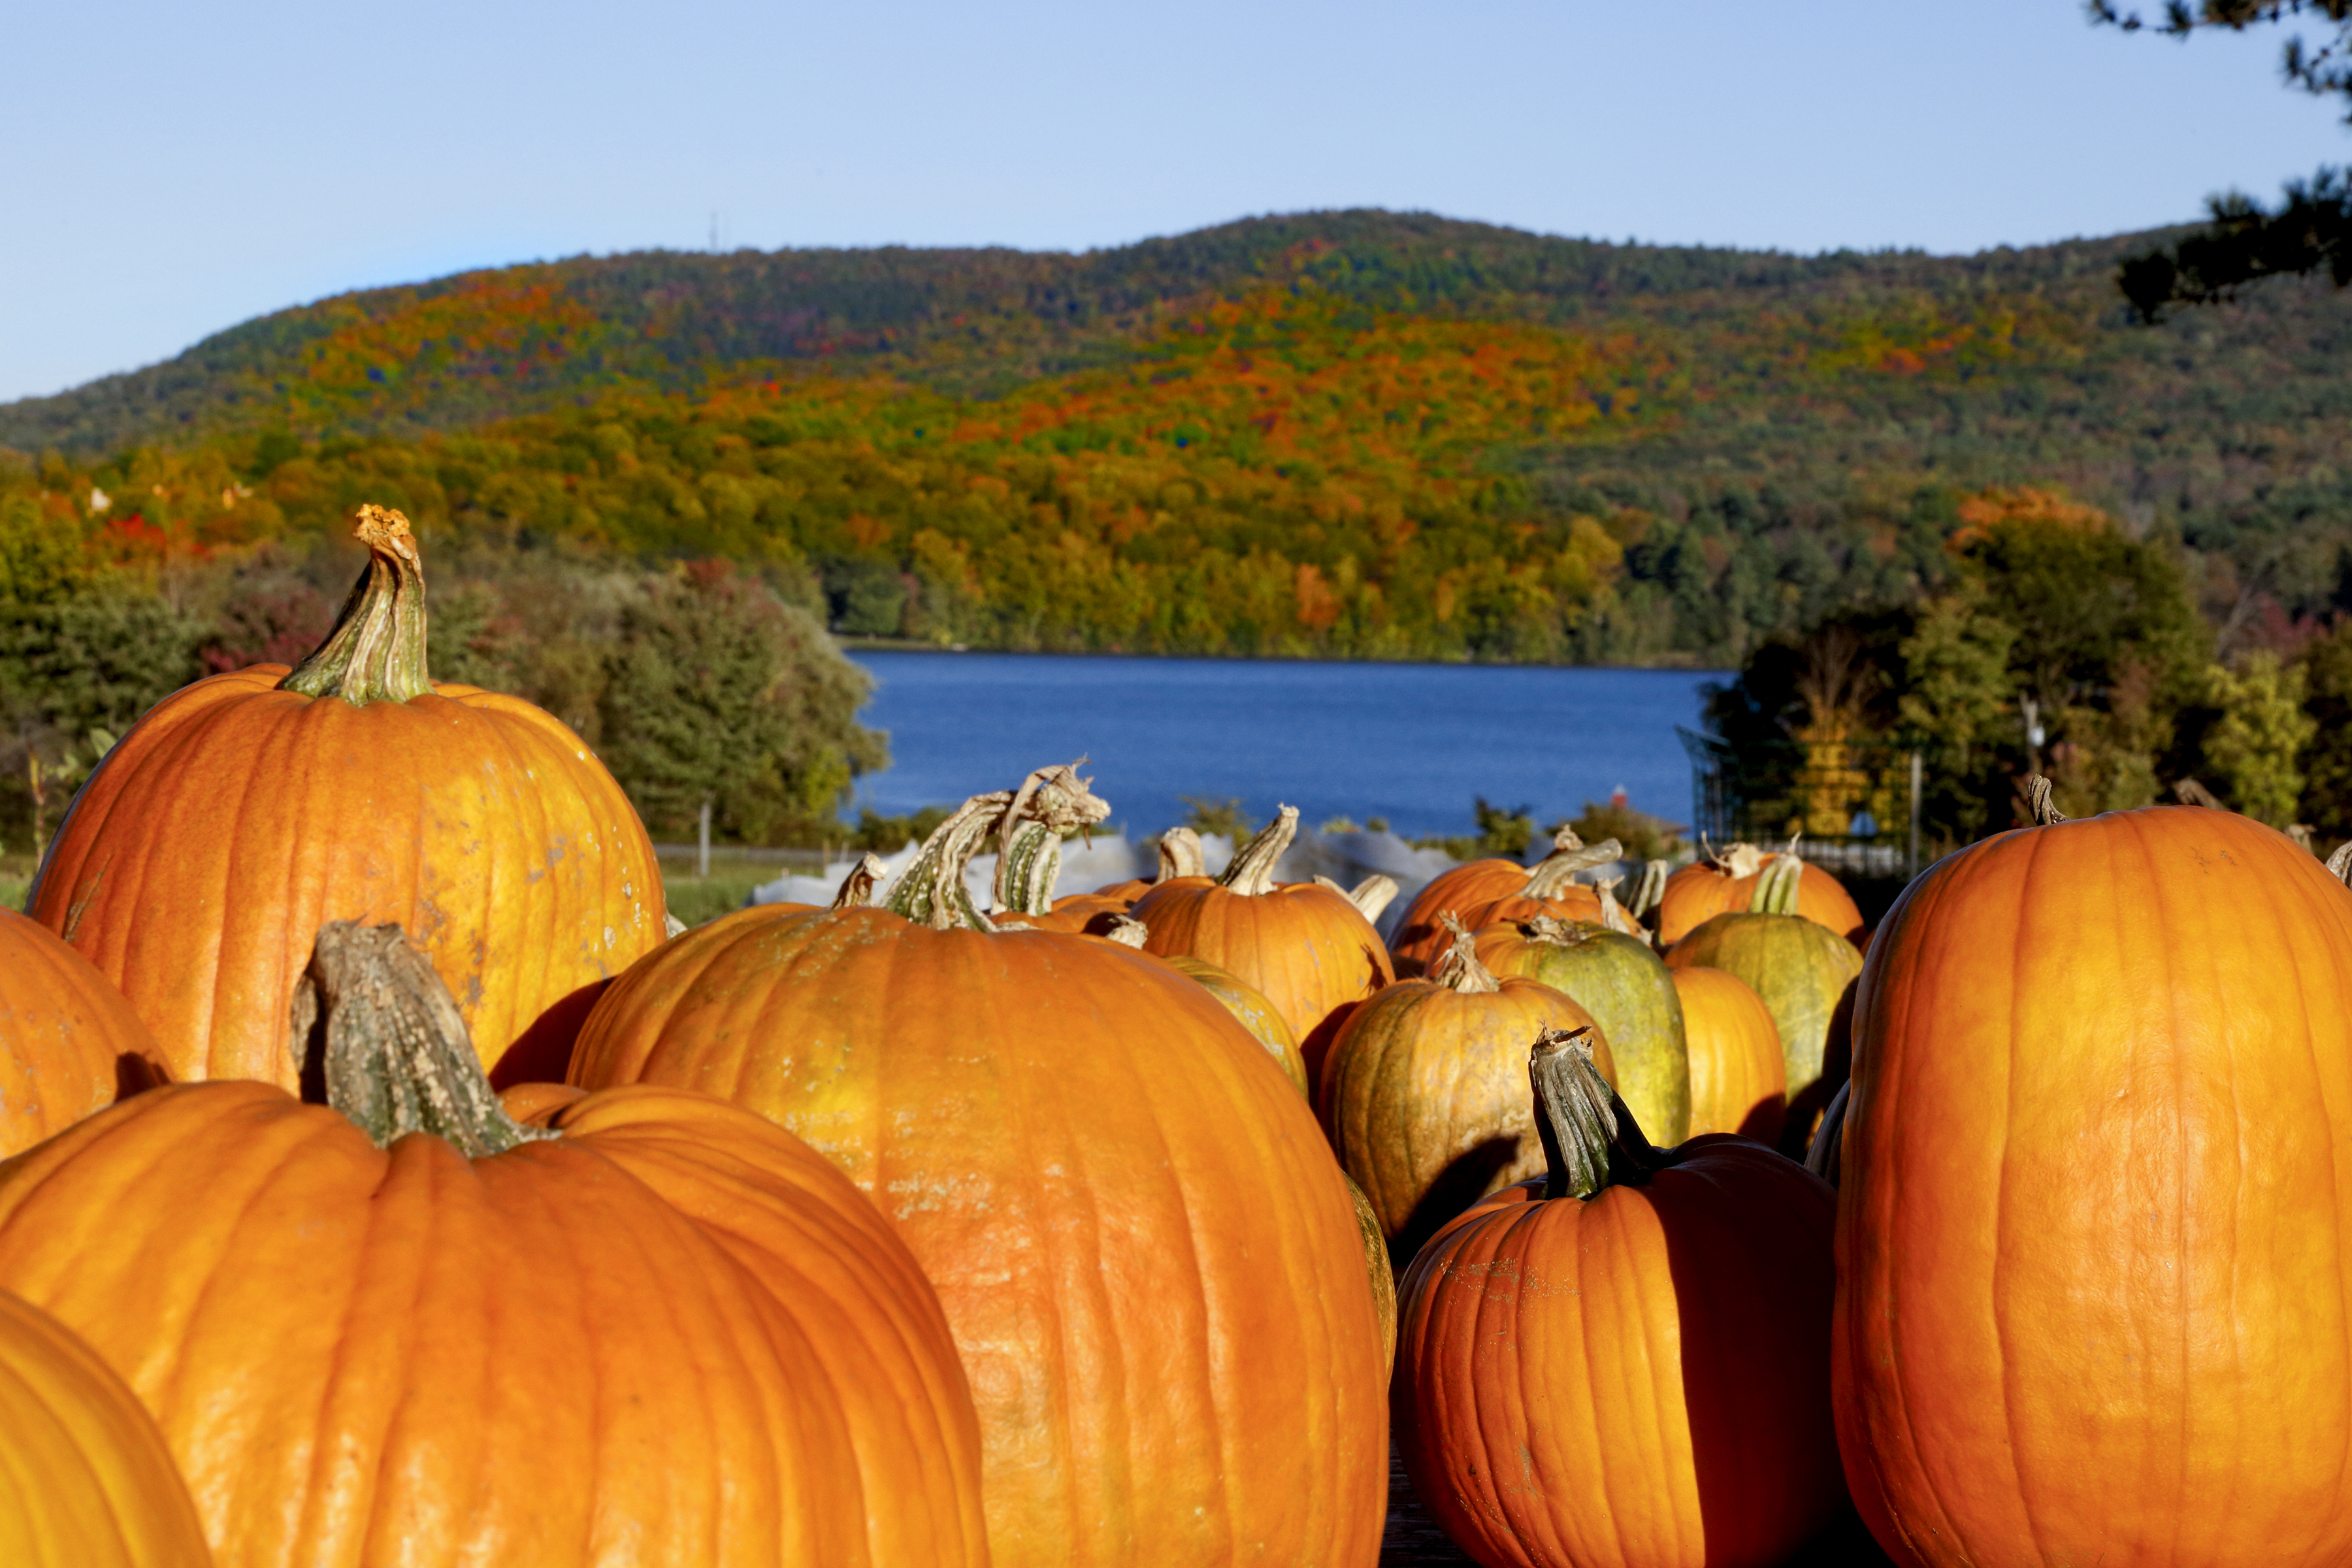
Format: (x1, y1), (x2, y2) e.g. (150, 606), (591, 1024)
(844, 653), (1728, 843)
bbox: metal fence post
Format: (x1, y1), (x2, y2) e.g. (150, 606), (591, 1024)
(1908, 749), (1922, 879)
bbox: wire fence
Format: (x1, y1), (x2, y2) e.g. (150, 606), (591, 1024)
(1680, 728), (1925, 882)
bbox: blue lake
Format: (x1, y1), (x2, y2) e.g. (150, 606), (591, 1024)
(844, 653), (1729, 843)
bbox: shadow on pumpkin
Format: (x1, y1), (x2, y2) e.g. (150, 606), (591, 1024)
(1778, 978), (1857, 1161)
(491, 977), (615, 1089)
(1392, 1134), (1525, 1270)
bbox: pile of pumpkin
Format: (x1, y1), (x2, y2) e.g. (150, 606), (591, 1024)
(6, 506), (2351, 1568)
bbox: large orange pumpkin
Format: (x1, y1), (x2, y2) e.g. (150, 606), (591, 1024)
(569, 776), (1388, 1568)
(1388, 830), (1624, 971)
(1397, 1028), (1844, 1568)
(1670, 965), (1786, 1143)
(1658, 841), (1863, 947)
(1130, 805), (1394, 1090)
(1836, 796), (2352, 1568)
(0, 1287), (212, 1567)
(28, 506), (664, 1090)
(1322, 918), (1616, 1261)
(0, 909), (165, 1158)
(0, 921), (986, 1568)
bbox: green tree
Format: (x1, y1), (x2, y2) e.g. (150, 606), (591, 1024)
(2202, 652), (2318, 824)
(595, 562), (886, 845)
(2095, 1), (2352, 318)
(2297, 621), (2352, 835)
(1897, 583), (2020, 841)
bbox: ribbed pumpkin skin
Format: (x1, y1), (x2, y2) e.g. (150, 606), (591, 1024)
(28, 666), (664, 1089)
(1320, 976), (1616, 1258)
(1658, 855), (1863, 947)
(1386, 858), (1539, 963)
(1670, 966), (1786, 1143)
(1343, 1176), (1399, 1375)
(0, 910), (163, 1158)
(1665, 911), (1860, 1149)
(568, 906), (1388, 1568)
(1397, 1137), (1842, 1568)
(1837, 806), (2352, 1568)
(1392, 885), (1606, 970)
(1476, 923), (1691, 1143)
(0, 1288), (211, 1568)
(0, 1079), (987, 1568)
(1130, 878), (1394, 1092)
(1166, 953), (1310, 1094)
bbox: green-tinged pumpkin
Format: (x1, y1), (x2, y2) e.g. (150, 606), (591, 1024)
(0, 921), (987, 1568)
(1658, 841), (1864, 947)
(1836, 792), (2352, 1567)
(1130, 806), (1394, 1093)
(27, 506), (664, 1090)
(1475, 915), (1691, 1144)
(1321, 918), (1618, 1262)
(568, 774), (1388, 1568)
(0, 1287), (212, 1567)
(0, 910), (167, 1158)
(1165, 953), (1311, 1095)
(1664, 857), (1861, 1155)
(1343, 1175), (1399, 1375)
(1396, 1028), (1844, 1568)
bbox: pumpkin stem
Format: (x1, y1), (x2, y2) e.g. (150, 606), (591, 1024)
(1706, 840), (1770, 879)
(1158, 827), (1205, 881)
(1747, 853), (1805, 915)
(1520, 913), (1590, 948)
(990, 760), (1110, 912)
(1220, 806), (1298, 895)
(1102, 914), (1149, 948)
(1429, 913), (1501, 994)
(280, 505), (433, 706)
(291, 921), (553, 1156)
(1625, 858), (1669, 919)
(1548, 825), (1584, 854)
(992, 822), (1063, 917)
(1529, 1024), (1664, 1200)
(2028, 774), (2070, 825)
(1522, 837), (1624, 898)
(1593, 875), (1642, 937)
(886, 793), (1009, 931)
(1347, 873), (1399, 921)
(831, 853), (887, 910)
(2327, 840), (2352, 885)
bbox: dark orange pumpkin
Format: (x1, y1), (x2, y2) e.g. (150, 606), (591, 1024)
(1130, 806), (1394, 1092)
(0, 1286), (212, 1567)
(1321, 919), (1616, 1261)
(1388, 830), (1624, 971)
(1396, 1028), (1843, 1568)
(1670, 965), (1786, 1143)
(1836, 797), (2352, 1567)
(0, 920), (986, 1568)
(1658, 842), (1863, 947)
(28, 506), (664, 1090)
(0, 909), (165, 1158)
(569, 779), (1388, 1568)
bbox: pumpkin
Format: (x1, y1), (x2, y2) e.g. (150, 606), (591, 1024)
(1804, 1080), (1848, 1187)
(1663, 857), (1861, 1156)
(0, 909), (166, 1158)
(1835, 792), (2352, 1568)
(1475, 915), (1693, 1143)
(1388, 828), (1624, 971)
(0, 921), (987, 1568)
(1164, 952), (1311, 1095)
(1322, 916), (1618, 1261)
(568, 772), (1388, 1568)
(27, 506), (664, 1090)
(1343, 1175), (1399, 1375)
(0, 1288), (212, 1567)
(1396, 1028), (1844, 1568)
(1130, 805), (1394, 1092)
(1670, 966), (1786, 1143)
(1657, 841), (1863, 948)
(1048, 826), (1203, 926)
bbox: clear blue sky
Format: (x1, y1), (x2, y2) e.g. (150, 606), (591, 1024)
(4, 0), (2343, 406)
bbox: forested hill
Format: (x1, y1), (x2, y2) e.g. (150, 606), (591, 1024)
(1, 210), (2167, 455)
(3, 208), (2349, 675)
